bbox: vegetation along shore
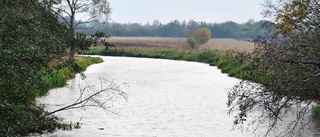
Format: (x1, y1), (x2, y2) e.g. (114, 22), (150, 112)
(0, 0), (106, 136)
(2, 0), (320, 136)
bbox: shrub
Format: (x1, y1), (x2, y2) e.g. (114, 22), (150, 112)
(194, 28), (212, 44)
(187, 37), (199, 49)
(187, 28), (212, 49)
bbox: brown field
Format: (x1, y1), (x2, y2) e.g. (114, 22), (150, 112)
(107, 37), (254, 52)
(201, 38), (255, 52)
(107, 37), (190, 49)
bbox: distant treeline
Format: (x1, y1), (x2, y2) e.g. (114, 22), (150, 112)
(76, 19), (272, 39)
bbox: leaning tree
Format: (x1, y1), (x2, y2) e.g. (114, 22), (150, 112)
(227, 0), (320, 136)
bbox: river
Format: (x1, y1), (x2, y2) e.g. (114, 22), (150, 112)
(37, 56), (318, 137)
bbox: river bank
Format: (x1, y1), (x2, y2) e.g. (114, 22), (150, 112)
(42, 56), (103, 90)
(1, 56), (103, 137)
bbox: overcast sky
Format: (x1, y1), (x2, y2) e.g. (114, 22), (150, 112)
(108, 0), (266, 24)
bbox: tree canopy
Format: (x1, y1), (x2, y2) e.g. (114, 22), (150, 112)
(193, 28), (212, 44)
(0, 0), (69, 136)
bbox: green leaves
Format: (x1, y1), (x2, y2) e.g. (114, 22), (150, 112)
(0, 0), (69, 136)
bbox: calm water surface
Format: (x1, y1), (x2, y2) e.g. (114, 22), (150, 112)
(37, 56), (318, 137)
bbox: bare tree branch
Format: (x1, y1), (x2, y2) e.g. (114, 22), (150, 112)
(44, 77), (127, 116)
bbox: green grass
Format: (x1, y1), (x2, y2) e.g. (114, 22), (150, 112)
(42, 56), (103, 90)
(81, 48), (104, 55)
(76, 56), (103, 72)
(42, 67), (74, 90)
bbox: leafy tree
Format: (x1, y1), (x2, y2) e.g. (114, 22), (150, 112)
(227, 0), (320, 136)
(44, 0), (112, 59)
(187, 28), (211, 49)
(0, 0), (68, 136)
(194, 28), (212, 44)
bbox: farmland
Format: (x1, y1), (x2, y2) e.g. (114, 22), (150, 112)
(107, 37), (254, 52)
(200, 38), (254, 52)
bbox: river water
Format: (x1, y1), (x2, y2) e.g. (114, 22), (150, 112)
(37, 56), (318, 137)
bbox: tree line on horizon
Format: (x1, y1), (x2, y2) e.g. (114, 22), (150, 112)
(76, 19), (271, 39)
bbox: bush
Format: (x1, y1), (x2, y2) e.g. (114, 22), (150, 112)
(187, 37), (199, 49)
(187, 28), (212, 49)
(194, 28), (212, 44)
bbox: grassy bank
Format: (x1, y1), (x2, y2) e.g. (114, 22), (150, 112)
(43, 56), (103, 90)
(83, 47), (219, 64)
